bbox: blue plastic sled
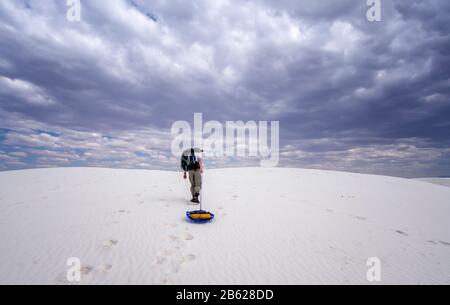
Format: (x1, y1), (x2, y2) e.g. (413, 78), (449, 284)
(186, 210), (215, 223)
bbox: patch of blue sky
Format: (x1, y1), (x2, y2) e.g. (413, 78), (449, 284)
(135, 151), (148, 158)
(0, 128), (9, 142)
(32, 129), (61, 137)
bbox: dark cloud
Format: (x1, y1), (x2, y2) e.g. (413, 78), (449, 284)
(0, 0), (449, 177)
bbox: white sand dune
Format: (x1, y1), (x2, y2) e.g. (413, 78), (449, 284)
(0, 167), (449, 285)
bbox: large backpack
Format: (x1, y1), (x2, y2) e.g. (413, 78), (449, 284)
(181, 150), (200, 171)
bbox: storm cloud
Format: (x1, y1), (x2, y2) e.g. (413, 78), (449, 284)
(0, 0), (449, 177)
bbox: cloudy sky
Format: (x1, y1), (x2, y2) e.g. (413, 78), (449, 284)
(0, 0), (449, 177)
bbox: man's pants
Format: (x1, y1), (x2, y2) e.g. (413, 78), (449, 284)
(189, 169), (202, 196)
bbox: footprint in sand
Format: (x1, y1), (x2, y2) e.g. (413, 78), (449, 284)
(176, 253), (196, 270)
(183, 254), (196, 262)
(55, 273), (74, 285)
(182, 232), (194, 241)
(395, 230), (408, 237)
(103, 239), (119, 249)
(117, 210), (131, 214)
(354, 215), (367, 221)
(163, 248), (178, 256)
(95, 264), (113, 274)
(156, 256), (167, 265)
(162, 278), (173, 285)
(169, 260), (182, 273)
(80, 265), (94, 275)
(168, 235), (184, 246)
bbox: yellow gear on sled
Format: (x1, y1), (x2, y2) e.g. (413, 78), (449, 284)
(187, 211), (214, 221)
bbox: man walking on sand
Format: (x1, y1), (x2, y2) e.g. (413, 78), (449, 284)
(181, 148), (203, 204)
